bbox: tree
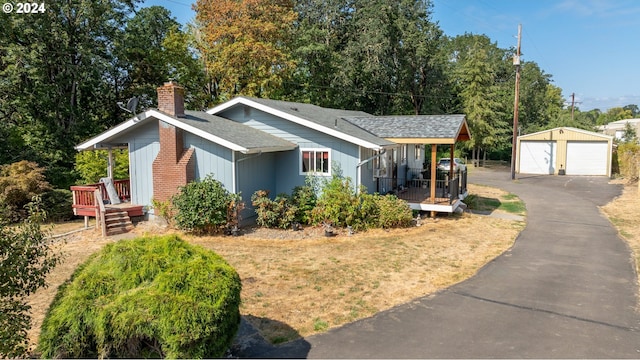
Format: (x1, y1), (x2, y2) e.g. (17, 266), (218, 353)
(193, 0), (297, 99)
(623, 104), (639, 118)
(453, 37), (510, 162)
(596, 107), (633, 125)
(621, 121), (637, 143)
(0, 202), (60, 358)
(326, 0), (447, 115)
(117, 6), (182, 109)
(0, 0), (138, 188)
(75, 149), (130, 184)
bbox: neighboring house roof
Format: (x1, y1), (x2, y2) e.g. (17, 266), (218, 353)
(343, 115), (471, 145)
(207, 96), (396, 150)
(75, 109), (296, 153)
(597, 118), (640, 131)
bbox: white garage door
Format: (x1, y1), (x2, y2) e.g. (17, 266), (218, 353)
(565, 141), (608, 175)
(519, 141), (556, 174)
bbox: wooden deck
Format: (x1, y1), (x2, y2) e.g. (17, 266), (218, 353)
(378, 169), (468, 213)
(71, 179), (144, 218)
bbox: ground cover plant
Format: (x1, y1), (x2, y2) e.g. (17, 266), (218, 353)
(37, 235), (242, 358)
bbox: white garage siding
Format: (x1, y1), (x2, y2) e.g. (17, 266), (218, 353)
(519, 141), (556, 174)
(565, 141), (608, 175)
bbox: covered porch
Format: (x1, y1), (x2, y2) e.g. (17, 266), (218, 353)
(347, 114), (471, 215)
(376, 167), (468, 213)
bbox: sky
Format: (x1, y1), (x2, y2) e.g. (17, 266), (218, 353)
(143, 0), (640, 112)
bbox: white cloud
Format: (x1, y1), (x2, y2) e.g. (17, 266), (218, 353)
(575, 95), (640, 111)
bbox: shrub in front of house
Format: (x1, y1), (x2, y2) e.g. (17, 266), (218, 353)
(374, 193), (414, 228)
(172, 175), (243, 234)
(251, 190), (297, 229)
(251, 185), (317, 229)
(38, 235), (242, 359)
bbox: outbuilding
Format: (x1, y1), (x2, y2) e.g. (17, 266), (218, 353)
(516, 127), (613, 176)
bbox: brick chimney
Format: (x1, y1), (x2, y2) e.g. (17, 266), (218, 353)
(152, 81), (195, 203)
(157, 81), (185, 117)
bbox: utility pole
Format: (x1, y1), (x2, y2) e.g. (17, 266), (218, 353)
(570, 92), (576, 122)
(510, 24), (522, 180)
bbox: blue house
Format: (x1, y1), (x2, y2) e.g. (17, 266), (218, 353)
(71, 82), (470, 233)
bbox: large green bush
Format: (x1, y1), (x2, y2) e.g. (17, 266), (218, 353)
(617, 142), (640, 182)
(38, 235), (242, 359)
(172, 175), (243, 234)
(0, 161), (51, 222)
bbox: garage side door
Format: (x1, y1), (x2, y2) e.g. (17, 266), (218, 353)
(566, 141), (608, 175)
(519, 141), (556, 174)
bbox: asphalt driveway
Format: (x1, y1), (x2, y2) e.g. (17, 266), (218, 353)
(243, 167), (640, 358)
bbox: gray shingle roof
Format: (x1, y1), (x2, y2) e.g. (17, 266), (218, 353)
(234, 97), (396, 147)
(180, 110), (296, 152)
(343, 115), (467, 139)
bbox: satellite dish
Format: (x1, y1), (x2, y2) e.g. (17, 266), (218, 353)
(117, 96), (139, 114)
(126, 97), (139, 113)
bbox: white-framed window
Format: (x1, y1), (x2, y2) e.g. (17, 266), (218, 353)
(300, 148), (331, 175)
(401, 145), (407, 164)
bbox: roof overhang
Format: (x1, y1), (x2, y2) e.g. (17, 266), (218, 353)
(75, 109), (294, 154)
(207, 97), (387, 151)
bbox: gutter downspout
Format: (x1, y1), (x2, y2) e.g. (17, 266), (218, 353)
(356, 149), (386, 194)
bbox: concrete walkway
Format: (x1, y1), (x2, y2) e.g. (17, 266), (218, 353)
(242, 167), (640, 358)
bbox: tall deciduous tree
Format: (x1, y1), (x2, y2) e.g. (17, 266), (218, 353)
(0, 0), (138, 188)
(193, 0), (297, 99)
(117, 6), (182, 108)
(292, 0), (447, 115)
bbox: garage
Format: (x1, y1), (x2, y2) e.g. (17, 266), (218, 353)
(517, 127), (613, 176)
(519, 141), (556, 174)
(565, 141), (609, 175)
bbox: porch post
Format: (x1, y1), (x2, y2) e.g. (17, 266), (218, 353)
(449, 144), (455, 177)
(430, 144), (437, 218)
(107, 146), (114, 180)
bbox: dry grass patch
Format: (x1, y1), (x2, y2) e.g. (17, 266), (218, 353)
(26, 185), (525, 351)
(601, 182), (640, 277)
(185, 215), (523, 343)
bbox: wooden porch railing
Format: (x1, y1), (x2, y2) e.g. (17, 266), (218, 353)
(376, 168), (468, 205)
(70, 179), (131, 217)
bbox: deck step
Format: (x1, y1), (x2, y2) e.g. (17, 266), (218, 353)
(103, 210), (134, 236)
